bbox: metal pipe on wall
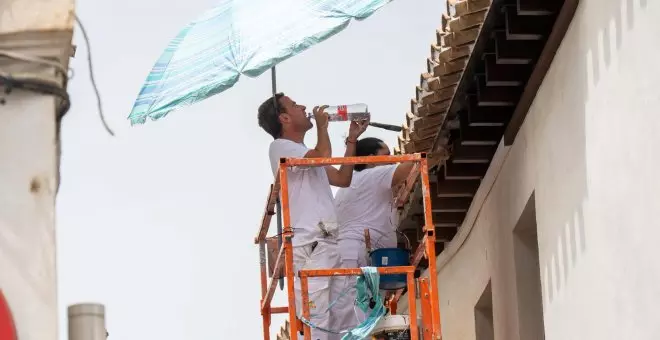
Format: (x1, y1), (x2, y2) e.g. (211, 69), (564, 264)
(68, 303), (107, 340)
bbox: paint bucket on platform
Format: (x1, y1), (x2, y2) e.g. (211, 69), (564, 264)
(368, 231), (411, 290)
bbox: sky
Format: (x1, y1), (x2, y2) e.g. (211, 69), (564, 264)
(56, 0), (445, 338)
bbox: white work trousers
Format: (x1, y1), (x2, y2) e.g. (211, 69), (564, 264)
(293, 239), (341, 340)
(329, 239), (370, 340)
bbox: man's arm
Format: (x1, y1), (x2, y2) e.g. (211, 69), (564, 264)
(304, 121), (331, 158)
(391, 162), (415, 188)
(326, 138), (357, 187)
(390, 150), (449, 188)
(304, 105), (331, 158)
(326, 119), (369, 187)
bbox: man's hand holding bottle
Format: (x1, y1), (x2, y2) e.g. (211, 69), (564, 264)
(312, 105), (329, 130)
(348, 116), (370, 143)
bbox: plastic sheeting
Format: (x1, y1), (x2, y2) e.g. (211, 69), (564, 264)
(342, 267), (386, 340)
(299, 267), (385, 338)
(128, 0), (393, 125)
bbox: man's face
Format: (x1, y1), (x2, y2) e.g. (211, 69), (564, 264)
(278, 96), (312, 132)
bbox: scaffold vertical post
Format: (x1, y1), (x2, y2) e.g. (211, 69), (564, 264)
(279, 160), (298, 340)
(420, 278), (433, 339)
(419, 155), (442, 339)
(300, 276), (311, 340)
(407, 272), (419, 340)
(259, 241), (270, 340)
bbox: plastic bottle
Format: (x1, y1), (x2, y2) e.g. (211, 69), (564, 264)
(309, 103), (371, 122)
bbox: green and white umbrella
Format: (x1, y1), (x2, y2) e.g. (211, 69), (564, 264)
(128, 0), (394, 125)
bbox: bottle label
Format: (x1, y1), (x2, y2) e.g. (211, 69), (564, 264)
(337, 105), (348, 121)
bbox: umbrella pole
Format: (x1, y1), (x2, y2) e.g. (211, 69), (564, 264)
(271, 67), (285, 292)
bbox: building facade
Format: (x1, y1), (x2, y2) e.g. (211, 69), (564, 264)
(272, 0), (659, 339)
(395, 0), (660, 339)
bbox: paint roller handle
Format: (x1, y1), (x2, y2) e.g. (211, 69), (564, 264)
(368, 122), (403, 132)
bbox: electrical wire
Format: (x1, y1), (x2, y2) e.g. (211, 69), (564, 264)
(74, 14), (115, 136)
(0, 16), (114, 138)
(0, 47), (71, 118)
(0, 75), (71, 119)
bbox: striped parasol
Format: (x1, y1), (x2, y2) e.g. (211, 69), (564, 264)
(128, 0), (394, 125)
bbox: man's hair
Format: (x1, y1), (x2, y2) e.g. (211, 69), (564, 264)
(258, 93), (285, 139)
(355, 137), (385, 172)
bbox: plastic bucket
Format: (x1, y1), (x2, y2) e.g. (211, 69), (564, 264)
(369, 247), (410, 290)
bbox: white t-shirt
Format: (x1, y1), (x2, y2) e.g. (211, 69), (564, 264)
(334, 164), (398, 260)
(269, 139), (337, 247)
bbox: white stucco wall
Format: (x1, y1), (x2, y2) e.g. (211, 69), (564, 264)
(1, 1), (74, 339)
(0, 0), (75, 34)
(0, 89), (60, 340)
(403, 0), (660, 339)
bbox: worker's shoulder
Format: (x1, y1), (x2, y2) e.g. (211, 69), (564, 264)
(363, 164), (397, 176)
(356, 164), (397, 188)
(269, 138), (305, 150)
(268, 138), (308, 159)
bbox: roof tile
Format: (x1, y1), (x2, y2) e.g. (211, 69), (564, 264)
(454, 0), (492, 17)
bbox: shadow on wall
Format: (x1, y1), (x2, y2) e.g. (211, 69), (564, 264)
(538, 0), (648, 306)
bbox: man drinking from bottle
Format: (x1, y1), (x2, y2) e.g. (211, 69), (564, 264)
(257, 93), (368, 340)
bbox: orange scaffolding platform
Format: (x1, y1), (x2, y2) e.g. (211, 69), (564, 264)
(255, 153), (442, 340)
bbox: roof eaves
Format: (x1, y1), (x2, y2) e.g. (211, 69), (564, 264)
(399, 0), (490, 156)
